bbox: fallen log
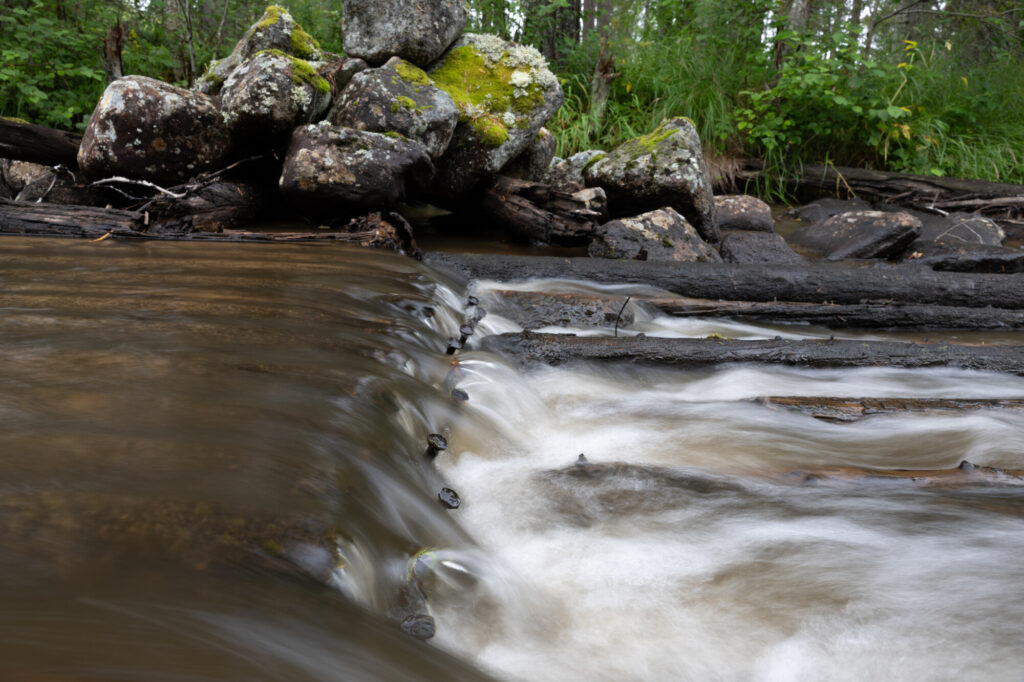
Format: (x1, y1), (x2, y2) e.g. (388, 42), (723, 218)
(480, 174), (600, 245)
(425, 253), (1024, 309)
(786, 461), (1024, 489)
(479, 331), (1024, 375)
(0, 118), (82, 168)
(761, 396), (1024, 422)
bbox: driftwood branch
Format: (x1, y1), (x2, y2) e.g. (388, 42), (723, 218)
(425, 253), (1024, 309)
(0, 118), (82, 168)
(480, 331), (1024, 375)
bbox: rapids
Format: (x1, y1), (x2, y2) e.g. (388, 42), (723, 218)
(1, 237), (1023, 681)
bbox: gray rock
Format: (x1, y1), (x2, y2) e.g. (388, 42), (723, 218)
(221, 50), (332, 143)
(789, 197), (872, 224)
(197, 6), (323, 96)
(719, 230), (805, 265)
(1, 159), (51, 197)
(330, 57), (457, 160)
(715, 195), (773, 232)
(584, 118), (717, 244)
(789, 210), (922, 260)
(588, 207), (722, 262)
(905, 242), (1024, 273)
(342, 0), (466, 66)
(916, 212), (1005, 246)
(503, 127), (556, 181)
(427, 33), (563, 199)
(542, 149), (606, 192)
(78, 76), (231, 185)
(279, 122), (433, 210)
(14, 165), (107, 206)
(321, 56), (369, 93)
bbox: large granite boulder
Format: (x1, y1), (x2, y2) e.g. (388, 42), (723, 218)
(427, 33), (563, 199)
(279, 122), (433, 210)
(719, 230), (805, 265)
(221, 49), (331, 143)
(78, 76), (231, 185)
(583, 118), (717, 244)
(330, 57), (457, 160)
(789, 210), (922, 260)
(503, 127), (556, 181)
(588, 207), (722, 262)
(715, 195), (773, 232)
(341, 0), (466, 67)
(197, 5), (323, 95)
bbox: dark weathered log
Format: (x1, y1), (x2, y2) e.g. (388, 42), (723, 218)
(425, 253), (1024, 309)
(786, 462), (1024, 489)
(738, 159), (1024, 218)
(761, 396), (1024, 422)
(479, 331), (1024, 374)
(480, 174), (599, 244)
(140, 181), (266, 233)
(0, 118), (81, 168)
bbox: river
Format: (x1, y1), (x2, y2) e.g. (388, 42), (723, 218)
(2, 237), (1023, 681)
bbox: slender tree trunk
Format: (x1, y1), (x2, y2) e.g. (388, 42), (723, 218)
(588, 35), (620, 130)
(582, 0), (596, 39)
(774, 0), (814, 68)
(102, 19), (124, 83)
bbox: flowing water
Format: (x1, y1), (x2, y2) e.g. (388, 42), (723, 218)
(2, 237), (1024, 681)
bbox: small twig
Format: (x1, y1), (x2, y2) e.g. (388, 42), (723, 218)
(614, 296), (632, 338)
(91, 176), (188, 198)
(89, 230), (113, 243)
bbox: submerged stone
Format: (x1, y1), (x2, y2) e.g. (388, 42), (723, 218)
(588, 207), (722, 262)
(78, 76), (231, 185)
(400, 613), (436, 639)
(584, 118), (717, 243)
(342, 0), (466, 67)
(790, 210), (922, 260)
(330, 57), (458, 160)
(438, 487), (460, 509)
(719, 230), (805, 265)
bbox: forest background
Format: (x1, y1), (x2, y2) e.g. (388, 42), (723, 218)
(1, 0), (1022, 195)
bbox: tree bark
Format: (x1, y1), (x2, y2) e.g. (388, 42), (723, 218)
(480, 175), (600, 245)
(479, 331), (1024, 375)
(424, 253), (1024, 309)
(0, 118), (82, 168)
(102, 20), (124, 83)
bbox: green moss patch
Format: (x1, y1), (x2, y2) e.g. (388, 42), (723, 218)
(256, 5), (285, 30)
(257, 49), (330, 95)
(394, 60), (432, 87)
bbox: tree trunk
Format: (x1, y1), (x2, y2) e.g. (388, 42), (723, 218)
(102, 20), (124, 83)
(774, 0), (814, 68)
(588, 35), (620, 130)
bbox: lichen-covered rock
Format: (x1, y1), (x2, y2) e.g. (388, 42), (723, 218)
(221, 49), (331, 143)
(197, 5), (323, 96)
(279, 122), (433, 210)
(0, 160), (105, 205)
(789, 210), (922, 260)
(78, 76), (231, 185)
(503, 127), (556, 181)
(715, 195), (773, 232)
(426, 34), (563, 198)
(330, 57), (457, 160)
(341, 0), (466, 66)
(719, 230), (805, 265)
(584, 118), (717, 244)
(588, 207), (722, 262)
(1, 159), (50, 198)
(542, 149), (606, 192)
(916, 212), (1005, 246)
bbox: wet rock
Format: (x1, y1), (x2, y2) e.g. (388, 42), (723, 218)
(503, 127), (556, 181)
(425, 433), (448, 459)
(427, 33), (563, 199)
(789, 210), (922, 260)
(451, 388), (469, 402)
(197, 5), (323, 96)
(714, 194), (773, 232)
(789, 197), (872, 224)
(438, 487), (461, 509)
(584, 118), (717, 243)
(342, 0), (466, 67)
(279, 122), (433, 210)
(588, 207), (722, 262)
(576, 454), (589, 467)
(221, 49), (332, 144)
(330, 57), (458, 160)
(916, 212), (1005, 246)
(400, 613), (436, 639)
(906, 241), (1024, 273)
(493, 290), (634, 330)
(719, 230), (805, 265)
(78, 76), (231, 185)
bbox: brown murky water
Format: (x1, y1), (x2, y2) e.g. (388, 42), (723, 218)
(3, 237), (1024, 681)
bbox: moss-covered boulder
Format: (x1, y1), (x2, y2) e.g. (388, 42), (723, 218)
(426, 33), (563, 199)
(330, 57), (458, 160)
(503, 127), (556, 181)
(197, 5), (323, 96)
(221, 49), (331, 144)
(588, 207), (722, 262)
(78, 76), (231, 185)
(584, 118), (718, 244)
(279, 122), (433, 210)
(341, 0), (466, 67)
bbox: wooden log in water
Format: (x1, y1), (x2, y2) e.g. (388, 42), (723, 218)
(761, 396), (1024, 422)
(479, 331), (1024, 375)
(787, 462), (1024, 489)
(0, 118), (82, 169)
(425, 253), (1024, 309)
(480, 175), (600, 245)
